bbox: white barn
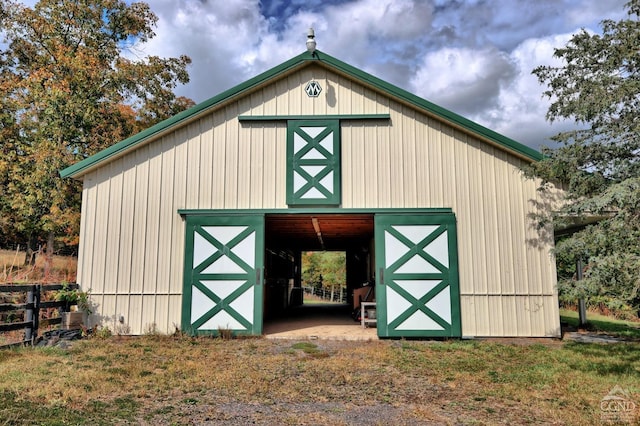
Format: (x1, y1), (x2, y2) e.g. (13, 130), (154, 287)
(61, 48), (560, 338)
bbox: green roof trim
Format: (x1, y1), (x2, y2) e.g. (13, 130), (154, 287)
(61, 49), (541, 178)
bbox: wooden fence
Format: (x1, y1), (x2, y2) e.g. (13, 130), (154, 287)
(302, 286), (347, 303)
(0, 283), (79, 347)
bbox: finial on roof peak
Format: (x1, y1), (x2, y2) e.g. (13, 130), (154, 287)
(306, 27), (316, 56)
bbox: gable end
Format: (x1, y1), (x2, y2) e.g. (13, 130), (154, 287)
(61, 50), (541, 179)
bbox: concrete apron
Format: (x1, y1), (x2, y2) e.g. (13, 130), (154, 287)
(263, 303), (378, 341)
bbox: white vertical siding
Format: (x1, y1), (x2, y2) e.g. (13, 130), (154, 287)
(78, 65), (559, 336)
(199, 115), (214, 209)
(157, 136), (176, 295)
(130, 145), (149, 296)
(376, 118), (391, 208)
(115, 154), (135, 323)
(143, 147), (162, 296)
(104, 162), (122, 297)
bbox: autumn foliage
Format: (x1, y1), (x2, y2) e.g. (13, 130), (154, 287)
(0, 0), (193, 257)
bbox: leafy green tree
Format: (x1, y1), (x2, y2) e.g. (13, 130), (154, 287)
(319, 252), (346, 289)
(301, 251), (323, 291)
(527, 0), (640, 315)
(0, 0), (193, 260)
(301, 251), (346, 292)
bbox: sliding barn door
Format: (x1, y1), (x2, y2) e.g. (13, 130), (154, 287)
(375, 214), (461, 337)
(182, 215), (264, 336)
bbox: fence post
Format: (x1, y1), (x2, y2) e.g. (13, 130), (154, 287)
(25, 287), (34, 343)
(33, 285), (41, 342)
(577, 258), (587, 328)
(23, 285), (41, 345)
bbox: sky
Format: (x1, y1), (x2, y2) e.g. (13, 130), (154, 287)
(130, 0), (627, 150)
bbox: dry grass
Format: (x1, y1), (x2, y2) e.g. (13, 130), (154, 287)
(0, 249), (77, 283)
(0, 336), (638, 425)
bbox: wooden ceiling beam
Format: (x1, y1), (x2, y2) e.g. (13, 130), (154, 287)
(311, 217), (325, 250)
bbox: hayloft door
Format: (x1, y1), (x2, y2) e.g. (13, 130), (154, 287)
(182, 215), (264, 336)
(286, 120), (341, 206)
(375, 214), (461, 337)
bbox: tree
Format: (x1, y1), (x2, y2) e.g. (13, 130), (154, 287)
(301, 251), (346, 293)
(527, 0), (640, 315)
(301, 251), (323, 291)
(319, 252), (346, 289)
(0, 0), (194, 261)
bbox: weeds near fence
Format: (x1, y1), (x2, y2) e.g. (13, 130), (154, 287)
(0, 250), (79, 347)
(0, 249), (77, 283)
(0, 249), (22, 282)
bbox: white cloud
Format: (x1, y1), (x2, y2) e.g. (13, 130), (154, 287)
(136, 0), (274, 101)
(139, 0), (436, 103)
(567, 0), (628, 27)
(409, 47), (516, 118)
(7, 0), (631, 151)
(407, 31), (590, 148)
(131, 0), (630, 150)
(481, 33), (581, 147)
(281, 0), (435, 70)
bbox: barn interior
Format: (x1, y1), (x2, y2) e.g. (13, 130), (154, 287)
(262, 213), (376, 335)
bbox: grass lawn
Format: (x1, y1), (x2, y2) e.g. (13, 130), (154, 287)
(560, 308), (640, 340)
(0, 335), (638, 425)
(302, 297), (343, 305)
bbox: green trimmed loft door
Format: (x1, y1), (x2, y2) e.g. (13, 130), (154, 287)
(286, 120), (340, 205)
(182, 215), (264, 336)
(375, 214), (461, 338)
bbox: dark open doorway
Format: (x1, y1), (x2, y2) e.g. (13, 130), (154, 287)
(262, 214), (376, 337)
